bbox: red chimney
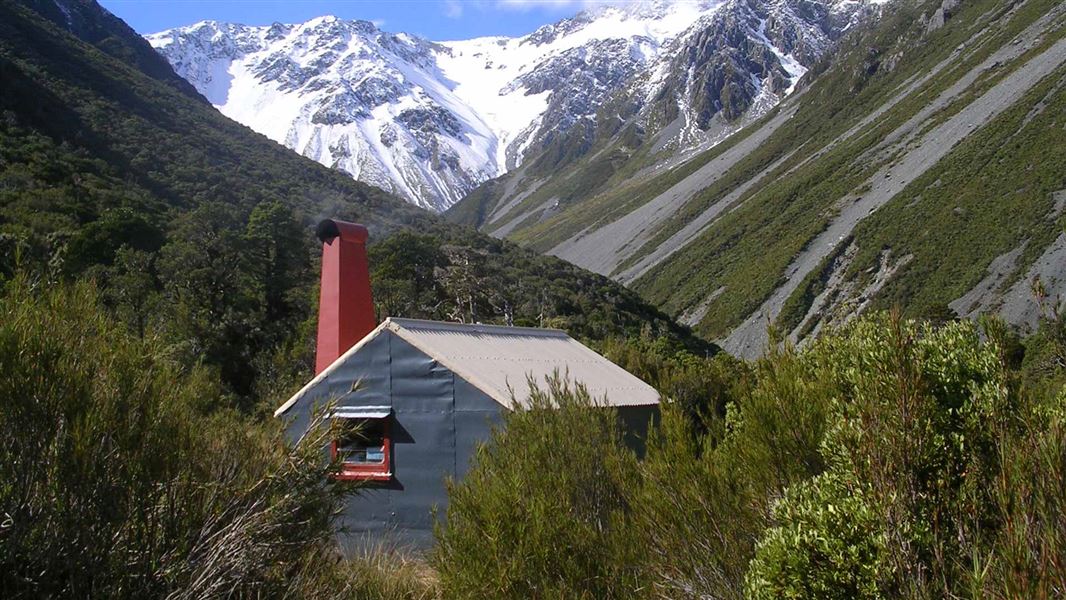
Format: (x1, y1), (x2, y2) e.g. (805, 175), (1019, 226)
(315, 219), (376, 374)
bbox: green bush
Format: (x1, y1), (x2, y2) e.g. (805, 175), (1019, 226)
(745, 467), (885, 600)
(745, 313), (1066, 598)
(434, 375), (642, 599)
(632, 340), (833, 600)
(983, 387), (1066, 598)
(607, 313), (1063, 599)
(0, 275), (351, 598)
(7, 271), (1059, 599)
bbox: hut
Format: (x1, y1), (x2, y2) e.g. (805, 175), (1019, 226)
(276, 219), (660, 550)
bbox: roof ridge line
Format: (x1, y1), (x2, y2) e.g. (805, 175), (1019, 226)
(386, 317), (569, 337)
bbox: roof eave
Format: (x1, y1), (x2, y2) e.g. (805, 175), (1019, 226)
(273, 318), (396, 417)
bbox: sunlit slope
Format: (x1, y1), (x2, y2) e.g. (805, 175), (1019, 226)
(453, 0), (1065, 358)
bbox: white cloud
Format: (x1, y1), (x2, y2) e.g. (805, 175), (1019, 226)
(444, 0), (464, 18)
(441, 0), (669, 19)
(497, 0), (588, 9)
(496, 0), (679, 11)
(371, 18), (386, 27)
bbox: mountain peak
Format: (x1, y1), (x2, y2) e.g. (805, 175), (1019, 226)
(148, 0), (867, 211)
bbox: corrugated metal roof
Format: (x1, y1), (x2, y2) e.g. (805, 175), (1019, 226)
(387, 318), (660, 409)
(276, 318), (659, 416)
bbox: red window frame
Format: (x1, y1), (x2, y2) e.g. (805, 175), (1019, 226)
(330, 416), (392, 482)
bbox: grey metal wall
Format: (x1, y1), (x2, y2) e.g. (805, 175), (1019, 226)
(282, 330), (503, 553)
(452, 376), (502, 480)
(281, 330), (393, 441)
(617, 404), (660, 458)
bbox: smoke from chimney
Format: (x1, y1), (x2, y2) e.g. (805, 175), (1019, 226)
(315, 219), (376, 374)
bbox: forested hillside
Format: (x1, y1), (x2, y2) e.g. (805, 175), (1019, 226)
(0, 0), (709, 404)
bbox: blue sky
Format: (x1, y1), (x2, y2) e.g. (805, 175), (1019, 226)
(99, 0), (599, 40)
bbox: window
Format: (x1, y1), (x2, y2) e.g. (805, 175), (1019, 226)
(331, 409), (392, 481)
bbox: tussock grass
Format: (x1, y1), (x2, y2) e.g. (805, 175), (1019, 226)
(335, 544), (440, 600)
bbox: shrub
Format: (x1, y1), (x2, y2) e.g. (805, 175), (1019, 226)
(632, 312), (1066, 599)
(744, 313), (1062, 598)
(0, 275), (351, 598)
(601, 336), (752, 428)
(633, 341), (832, 600)
(316, 544), (439, 600)
(434, 374), (642, 599)
(982, 387), (1066, 598)
(745, 466), (885, 600)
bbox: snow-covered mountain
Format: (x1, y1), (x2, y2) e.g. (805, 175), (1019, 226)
(148, 0), (874, 211)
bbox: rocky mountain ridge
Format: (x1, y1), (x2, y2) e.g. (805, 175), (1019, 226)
(448, 0), (1066, 358)
(148, 0), (876, 211)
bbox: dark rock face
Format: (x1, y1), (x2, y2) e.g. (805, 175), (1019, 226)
(350, 77), (405, 107)
(643, 0), (868, 132)
(925, 0), (961, 33)
(509, 37), (649, 158)
(397, 106), (463, 138)
(666, 12), (789, 125)
(311, 87), (371, 125)
(264, 22), (292, 42)
(254, 53), (313, 91)
(522, 13), (596, 47)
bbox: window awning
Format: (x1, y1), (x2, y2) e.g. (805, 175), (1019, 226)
(331, 406), (392, 419)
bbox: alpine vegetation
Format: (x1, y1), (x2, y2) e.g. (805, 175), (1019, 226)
(1, 0), (1064, 597)
(0, 276), (352, 598)
(448, 0), (1066, 361)
(437, 312), (1066, 599)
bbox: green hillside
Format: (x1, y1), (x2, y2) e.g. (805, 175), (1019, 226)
(631, 0), (1065, 344)
(448, 0), (1066, 358)
(0, 0), (710, 403)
